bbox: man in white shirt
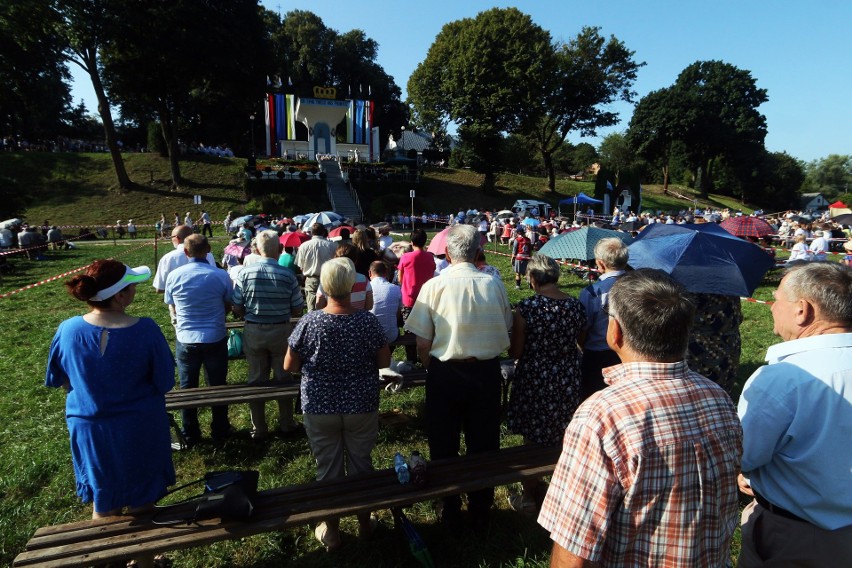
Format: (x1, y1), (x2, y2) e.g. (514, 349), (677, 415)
(808, 230), (829, 261)
(152, 225), (216, 293)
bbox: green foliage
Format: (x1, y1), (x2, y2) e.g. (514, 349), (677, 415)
(409, 8), (554, 187)
(147, 122), (166, 157)
(0, 0), (71, 138)
(802, 154), (852, 197)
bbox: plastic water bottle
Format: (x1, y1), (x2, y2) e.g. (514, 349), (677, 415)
(409, 451), (428, 486)
(394, 452), (410, 484)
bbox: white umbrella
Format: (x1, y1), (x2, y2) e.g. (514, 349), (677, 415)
(302, 211), (342, 231)
(0, 218), (22, 229)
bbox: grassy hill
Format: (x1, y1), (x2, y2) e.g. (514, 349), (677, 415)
(0, 152), (753, 226)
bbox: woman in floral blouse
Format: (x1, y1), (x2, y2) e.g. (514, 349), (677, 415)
(284, 257), (390, 551)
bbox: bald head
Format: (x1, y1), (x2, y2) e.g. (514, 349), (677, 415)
(171, 225), (193, 242)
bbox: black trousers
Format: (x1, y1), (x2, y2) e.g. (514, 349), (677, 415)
(580, 349), (621, 400)
(426, 356), (501, 518)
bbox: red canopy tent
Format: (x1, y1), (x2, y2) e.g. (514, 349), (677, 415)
(829, 200), (848, 209)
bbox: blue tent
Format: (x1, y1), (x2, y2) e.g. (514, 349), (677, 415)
(559, 192), (603, 206)
(559, 192), (604, 219)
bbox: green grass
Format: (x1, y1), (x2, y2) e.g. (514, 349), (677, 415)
(2, 152), (754, 229)
(0, 233), (781, 567)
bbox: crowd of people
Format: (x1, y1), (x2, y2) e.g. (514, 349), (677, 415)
(38, 202), (852, 565)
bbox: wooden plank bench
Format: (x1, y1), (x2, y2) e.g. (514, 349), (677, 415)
(14, 444), (561, 567)
(164, 370), (428, 412)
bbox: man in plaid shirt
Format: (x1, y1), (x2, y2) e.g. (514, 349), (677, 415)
(538, 269), (742, 567)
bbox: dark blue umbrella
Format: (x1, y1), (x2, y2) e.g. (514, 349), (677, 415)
(538, 227), (633, 261)
(627, 223), (774, 296)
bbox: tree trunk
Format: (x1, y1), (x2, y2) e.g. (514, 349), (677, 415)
(80, 49), (131, 190)
(662, 164), (669, 191)
(542, 150), (556, 192)
(157, 102), (182, 189)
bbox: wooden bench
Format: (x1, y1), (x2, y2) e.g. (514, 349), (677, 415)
(14, 444), (561, 567)
(164, 370), (429, 412)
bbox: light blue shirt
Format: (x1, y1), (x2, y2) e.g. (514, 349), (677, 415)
(164, 258), (232, 344)
(738, 332), (852, 530)
(578, 270), (624, 351)
(370, 277), (402, 343)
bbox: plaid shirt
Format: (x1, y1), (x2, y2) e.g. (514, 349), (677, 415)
(538, 361), (742, 567)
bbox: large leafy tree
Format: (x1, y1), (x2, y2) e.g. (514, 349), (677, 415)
(102, 0), (270, 189)
(524, 26), (642, 192)
(626, 87), (680, 190)
(672, 61), (767, 197)
(408, 8), (554, 192)
(802, 154), (852, 195)
(55, 0), (132, 188)
(0, 0), (70, 140)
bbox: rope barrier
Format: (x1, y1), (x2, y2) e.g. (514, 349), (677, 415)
(0, 240), (155, 299)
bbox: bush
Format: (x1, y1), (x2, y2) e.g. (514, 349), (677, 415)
(147, 122), (166, 157)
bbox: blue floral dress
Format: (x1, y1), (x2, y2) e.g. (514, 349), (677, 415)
(507, 295), (586, 445)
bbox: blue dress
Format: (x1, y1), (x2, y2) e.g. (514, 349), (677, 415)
(46, 316), (176, 512)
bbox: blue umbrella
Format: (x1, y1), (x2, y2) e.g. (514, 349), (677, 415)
(538, 227), (633, 261)
(627, 223), (774, 296)
(522, 217), (541, 227)
(228, 214), (255, 231)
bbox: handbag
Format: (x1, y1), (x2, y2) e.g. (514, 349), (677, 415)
(227, 328), (243, 358)
(152, 470), (259, 525)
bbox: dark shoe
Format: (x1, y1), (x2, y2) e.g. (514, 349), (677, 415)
(211, 426), (236, 442)
(279, 423), (305, 438)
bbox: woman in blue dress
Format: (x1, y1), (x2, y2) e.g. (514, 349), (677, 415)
(46, 260), (176, 529)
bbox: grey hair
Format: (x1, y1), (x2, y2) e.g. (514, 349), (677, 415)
(446, 224), (479, 263)
(256, 230), (280, 258)
(782, 263), (852, 325)
(594, 238), (629, 269)
(320, 257), (357, 299)
(608, 269), (695, 361)
(526, 255), (560, 286)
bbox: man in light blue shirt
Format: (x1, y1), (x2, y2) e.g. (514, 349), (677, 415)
(368, 261), (402, 343)
(164, 234), (233, 447)
(737, 263), (852, 566)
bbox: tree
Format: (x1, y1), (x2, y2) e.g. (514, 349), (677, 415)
(409, 8), (554, 192)
(0, 0), (70, 140)
(598, 132), (633, 183)
(523, 26), (642, 192)
(672, 61), (767, 197)
(102, 0), (271, 188)
(55, 0), (131, 189)
(626, 87), (679, 190)
(566, 142), (598, 176)
(802, 154), (852, 196)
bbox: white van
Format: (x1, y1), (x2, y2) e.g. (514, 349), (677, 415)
(511, 199), (552, 218)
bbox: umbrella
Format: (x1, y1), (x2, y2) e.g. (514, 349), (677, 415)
(627, 223), (774, 297)
(302, 211), (342, 231)
(328, 225), (356, 238)
(496, 210), (514, 219)
(228, 215), (254, 231)
(0, 218), (22, 229)
(371, 221), (391, 230)
(522, 217), (541, 227)
(292, 214), (311, 225)
(538, 227), (633, 261)
(719, 216), (774, 238)
(790, 214), (813, 224)
(223, 241), (250, 257)
(832, 213), (852, 226)
(426, 227), (451, 255)
(278, 231), (309, 248)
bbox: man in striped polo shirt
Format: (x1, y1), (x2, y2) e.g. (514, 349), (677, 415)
(232, 230), (305, 439)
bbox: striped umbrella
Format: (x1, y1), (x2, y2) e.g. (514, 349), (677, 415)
(719, 216), (774, 238)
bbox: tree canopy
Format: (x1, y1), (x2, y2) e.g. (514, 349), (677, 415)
(408, 8), (554, 191)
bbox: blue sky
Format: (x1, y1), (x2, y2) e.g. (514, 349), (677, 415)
(70, 1), (850, 163)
